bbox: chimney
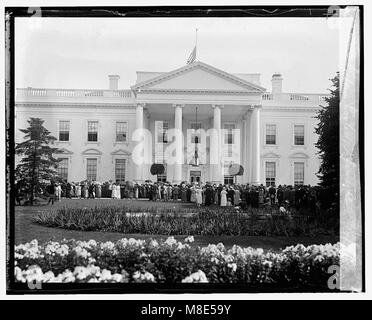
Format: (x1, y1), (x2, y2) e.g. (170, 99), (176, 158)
(271, 73), (283, 94)
(108, 75), (120, 90)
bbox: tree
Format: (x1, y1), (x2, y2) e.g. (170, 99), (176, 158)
(15, 117), (62, 205)
(314, 73), (340, 210)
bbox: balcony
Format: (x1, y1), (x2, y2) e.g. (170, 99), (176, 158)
(262, 92), (330, 106)
(16, 87), (135, 104)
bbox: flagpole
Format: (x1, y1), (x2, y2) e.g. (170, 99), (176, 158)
(195, 28), (198, 61)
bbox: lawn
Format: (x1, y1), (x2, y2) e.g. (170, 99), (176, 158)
(13, 198), (338, 250)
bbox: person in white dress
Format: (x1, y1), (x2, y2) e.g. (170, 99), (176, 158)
(196, 187), (203, 206)
(220, 187), (227, 207)
(75, 184), (81, 198)
(116, 184), (121, 199)
(111, 183), (117, 199)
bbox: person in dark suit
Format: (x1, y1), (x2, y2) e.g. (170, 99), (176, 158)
(88, 183), (95, 199)
(66, 181), (71, 199)
(204, 185), (213, 206)
(47, 182), (56, 205)
(268, 184), (276, 205)
(277, 185), (284, 207)
(227, 186), (235, 206)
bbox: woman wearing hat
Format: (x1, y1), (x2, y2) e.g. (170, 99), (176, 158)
(220, 187), (227, 207)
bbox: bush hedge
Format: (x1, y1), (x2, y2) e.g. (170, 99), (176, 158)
(14, 237), (339, 289)
(34, 206), (338, 237)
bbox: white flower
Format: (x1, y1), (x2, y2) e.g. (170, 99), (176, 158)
(61, 270), (75, 283)
(149, 239), (159, 247)
(73, 266), (89, 280)
(73, 246), (91, 259)
(184, 236), (194, 243)
(165, 236), (177, 246)
(99, 269), (112, 282)
(227, 263), (237, 272)
(111, 273), (123, 283)
(182, 270), (208, 283)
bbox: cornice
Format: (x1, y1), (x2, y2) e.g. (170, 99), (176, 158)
(262, 105), (321, 112)
(132, 61), (266, 93)
(16, 102), (136, 108)
(137, 88), (262, 96)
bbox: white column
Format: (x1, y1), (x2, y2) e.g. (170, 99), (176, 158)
(241, 114), (247, 183)
(251, 105), (261, 185)
(173, 104), (184, 184)
(134, 103), (144, 182)
(211, 104), (223, 184)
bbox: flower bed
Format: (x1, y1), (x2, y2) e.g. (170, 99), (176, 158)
(34, 206), (338, 237)
(15, 237), (339, 288)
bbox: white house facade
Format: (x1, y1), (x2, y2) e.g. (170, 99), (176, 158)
(15, 61), (330, 186)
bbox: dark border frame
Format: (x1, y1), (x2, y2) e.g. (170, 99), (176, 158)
(5, 5), (365, 294)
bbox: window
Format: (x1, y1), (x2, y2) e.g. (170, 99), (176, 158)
(115, 159), (126, 184)
(224, 124), (235, 144)
(59, 121), (70, 141)
(87, 121), (98, 142)
(157, 121), (169, 143)
(191, 122), (201, 144)
(116, 122), (128, 142)
(223, 161), (234, 185)
(265, 124), (276, 145)
(294, 125), (305, 145)
(86, 158), (97, 181)
(224, 175), (234, 185)
(294, 162), (305, 186)
(57, 158), (68, 181)
(265, 162), (276, 187)
(157, 163), (167, 183)
(227, 145), (233, 157)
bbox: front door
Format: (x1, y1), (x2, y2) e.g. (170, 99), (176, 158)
(190, 170), (201, 184)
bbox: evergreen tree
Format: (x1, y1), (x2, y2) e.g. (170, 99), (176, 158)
(315, 73), (340, 210)
(15, 117), (62, 205)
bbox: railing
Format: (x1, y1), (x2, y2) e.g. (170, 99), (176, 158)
(18, 88), (133, 99)
(262, 92), (330, 103)
(262, 93), (273, 101)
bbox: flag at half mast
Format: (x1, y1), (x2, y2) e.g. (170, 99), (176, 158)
(187, 46), (196, 64)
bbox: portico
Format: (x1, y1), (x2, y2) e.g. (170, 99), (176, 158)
(131, 61), (265, 184)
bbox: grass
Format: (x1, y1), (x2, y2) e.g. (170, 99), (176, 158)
(14, 198), (338, 250)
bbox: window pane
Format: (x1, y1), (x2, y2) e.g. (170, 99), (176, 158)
(265, 162), (276, 187)
(157, 163), (167, 182)
(116, 122), (127, 142)
(191, 122), (201, 144)
(157, 121), (168, 143)
(224, 124), (235, 144)
(294, 125), (304, 145)
(59, 121), (70, 141)
(86, 158), (97, 181)
(294, 162), (304, 186)
(57, 158), (68, 181)
(88, 121), (98, 142)
(266, 124), (276, 144)
(224, 176), (234, 185)
(115, 159), (126, 183)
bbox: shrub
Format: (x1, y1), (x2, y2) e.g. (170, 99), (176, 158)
(34, 205), (338, 237)
(14, 237), (340, 289)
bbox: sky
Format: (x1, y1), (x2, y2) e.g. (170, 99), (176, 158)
(15, 17), (339, 93)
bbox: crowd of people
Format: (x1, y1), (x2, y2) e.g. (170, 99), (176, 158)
(38, 179), (321, 211)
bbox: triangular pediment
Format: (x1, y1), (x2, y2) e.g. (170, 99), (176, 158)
(262, 152), (281, 159)
(132, 61), (266, 93)
(110, 149), (131, 156)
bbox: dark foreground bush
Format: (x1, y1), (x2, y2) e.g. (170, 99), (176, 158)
(34, 205), (338, 237)
(14, 237), (340, 289)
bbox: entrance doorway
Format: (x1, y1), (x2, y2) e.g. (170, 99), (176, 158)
(190, 170), (201, 184)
